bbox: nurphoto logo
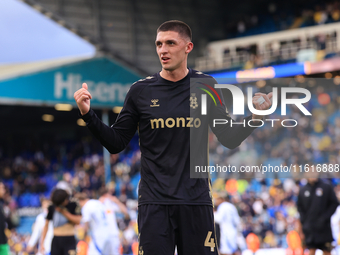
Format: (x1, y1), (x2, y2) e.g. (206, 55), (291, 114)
(200, 84), (311, 128)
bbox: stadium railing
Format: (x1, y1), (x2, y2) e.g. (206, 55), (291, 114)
(195, 22), (340, 72)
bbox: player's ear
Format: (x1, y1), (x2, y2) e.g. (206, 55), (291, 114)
(186, 42), (194, 54)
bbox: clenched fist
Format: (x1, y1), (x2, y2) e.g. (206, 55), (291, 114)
(252, 92), (273, 120)
(74, 83), (92, 115)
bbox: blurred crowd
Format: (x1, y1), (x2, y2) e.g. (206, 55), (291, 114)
(208, 78), (340, 248)
(209, 78), (340, 179)
(0, 134), (140, 206)
(0, 132), (141, 254)
(211, 1), (340, 71)
(225, 1), (340, 39)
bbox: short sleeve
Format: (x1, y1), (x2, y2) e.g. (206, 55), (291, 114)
(46, 205), (54, 220)
(214, 204), (224, 224)
(67, 201), (82, 215)
(81, 203), (91, 223)
(104, 199), (120, 213)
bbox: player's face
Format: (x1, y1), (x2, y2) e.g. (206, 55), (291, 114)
(62, 198), (69, 206)
(41, 200), (50, 210)
(214, 197), (223, 207)
(155, 31), (192, 72)
(79, 199), (86, 208)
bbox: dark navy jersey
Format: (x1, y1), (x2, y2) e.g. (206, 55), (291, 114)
(82, 69), (257, 206)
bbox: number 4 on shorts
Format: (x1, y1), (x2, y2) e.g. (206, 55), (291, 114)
(204, 231), (215, 252)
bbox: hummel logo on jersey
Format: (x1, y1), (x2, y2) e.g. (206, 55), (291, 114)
(190, 93), (198, 109)
(150, 99), (160, 107)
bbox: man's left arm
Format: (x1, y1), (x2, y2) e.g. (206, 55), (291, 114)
(56, 202), (82, 225)
(233, 206), (241, 229)
(213, 205), (222, 224)
(109, 196), (129, 219)
(27, 215), (44, 251)
(56, 207), (82, 225)
(297, 189), (306, 224)
(83, 222), (90, 236)
(209, 88), (272, 149)
(320, 185), (339, 223)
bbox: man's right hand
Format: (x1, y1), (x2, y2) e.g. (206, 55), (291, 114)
(26, 246), (33, 253)
(39, 246), (45, 255)
(74, 83), (92, 115)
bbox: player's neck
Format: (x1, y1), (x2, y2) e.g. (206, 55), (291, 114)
(160, 67), (189, 82)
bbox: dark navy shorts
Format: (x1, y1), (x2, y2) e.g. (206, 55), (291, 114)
(138, 204), (219, 255)
(51, 236), (76, 255)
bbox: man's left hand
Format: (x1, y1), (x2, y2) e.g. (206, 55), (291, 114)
(55, 206), (65, 213)
(252, 92), (273, 120)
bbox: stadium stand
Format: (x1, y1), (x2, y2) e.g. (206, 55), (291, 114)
(196, 1), (340, 72)
(225, 1), (340, 39)
(0, 115), (140, 254)
(20, 0), (340, 74)
(23, 0), (221, 74)
(208, 76), (340, 176)
(196, 21), (340, 72)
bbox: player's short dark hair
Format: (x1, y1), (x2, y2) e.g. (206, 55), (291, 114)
(157, 20), (192, 41)
(98, 187), (109, 197)
(51, 189), (69, 207)
(40, 197), (49, 204)
(75, 192), (88, 201)
(217, 191), (230, 201)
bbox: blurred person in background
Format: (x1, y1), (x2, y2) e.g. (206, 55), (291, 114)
(214, 192), (242, 255)
(273, 211), (287, 247)
(297, 175), (339, 255)
(0, 182), (9, 255)
(77, 192), (113, 255)
(40, 189), (81, 255)
(98, 187), (129, 255)
(56, 172), (73, 196)
(26, 198), (53, 255)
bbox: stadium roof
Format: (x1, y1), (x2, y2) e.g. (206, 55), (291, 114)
(0, 55), (93, 82)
